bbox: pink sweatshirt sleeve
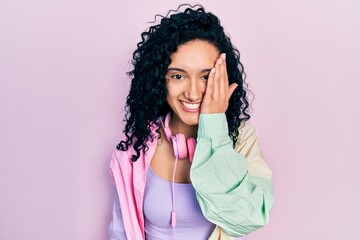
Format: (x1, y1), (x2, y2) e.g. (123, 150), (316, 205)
(108, 188), (127, 240)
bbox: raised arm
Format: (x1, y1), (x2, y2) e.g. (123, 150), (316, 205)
(190, 113), (274, 237)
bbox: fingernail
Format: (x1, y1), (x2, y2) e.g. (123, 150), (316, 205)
(221, 53), (226, 60)
(217, 58), (222, 65)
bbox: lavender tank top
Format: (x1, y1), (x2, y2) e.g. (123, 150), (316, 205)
(143, 166), (216, 240)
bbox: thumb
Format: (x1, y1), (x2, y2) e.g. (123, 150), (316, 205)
(228, 83), (238, 98)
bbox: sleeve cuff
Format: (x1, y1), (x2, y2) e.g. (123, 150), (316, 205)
(198, 113), (229, 138)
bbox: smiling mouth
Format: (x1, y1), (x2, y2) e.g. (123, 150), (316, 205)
(180, 101), (201, 112)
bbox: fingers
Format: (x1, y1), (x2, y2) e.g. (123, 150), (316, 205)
(219, 53), (227, 98)
(201, 52), (236, 114)
(213, 53), (228, 99)
(206, 66), (216, 98)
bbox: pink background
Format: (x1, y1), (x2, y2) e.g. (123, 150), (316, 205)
(1, 0), (359, 239)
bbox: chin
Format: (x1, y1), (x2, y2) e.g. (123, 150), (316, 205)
(184, 119), (199, 126)
(168, 102), (201, 126)
(177, 113), (200, 126)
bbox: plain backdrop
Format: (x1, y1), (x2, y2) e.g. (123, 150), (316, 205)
(1, 0), (359, 239)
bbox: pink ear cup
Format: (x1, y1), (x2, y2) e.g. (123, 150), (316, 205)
(176, 133), (188, 159)
(186, 138), (196, 162)
(171, 136), (179, 158)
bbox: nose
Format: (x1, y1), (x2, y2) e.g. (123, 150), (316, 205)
(184, 79), (203, 102)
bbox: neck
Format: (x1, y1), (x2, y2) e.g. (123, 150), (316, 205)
(169, 115), (198, 139)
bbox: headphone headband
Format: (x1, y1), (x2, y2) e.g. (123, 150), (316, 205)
(162, 111), (173, 142)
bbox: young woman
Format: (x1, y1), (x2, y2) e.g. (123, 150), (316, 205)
(108, 4), (274, 240)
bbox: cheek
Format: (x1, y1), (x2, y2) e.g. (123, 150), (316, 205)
(166, 82), (179, 99)
(199, 82), (207, 94)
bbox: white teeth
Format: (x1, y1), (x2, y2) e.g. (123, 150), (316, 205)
(181, 101), (200, 110)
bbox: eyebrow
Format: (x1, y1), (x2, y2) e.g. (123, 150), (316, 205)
(167, 67), (212, 73)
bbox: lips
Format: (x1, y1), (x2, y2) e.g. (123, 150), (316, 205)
(180, 100), (201, 112)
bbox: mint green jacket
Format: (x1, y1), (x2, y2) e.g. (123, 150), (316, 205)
(190, 113), (275, 237)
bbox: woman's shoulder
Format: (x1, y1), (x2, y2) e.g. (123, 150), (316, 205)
(235, 121), (261, 153)
(238, 121), (258, 141)
(236, 121), (273, 179)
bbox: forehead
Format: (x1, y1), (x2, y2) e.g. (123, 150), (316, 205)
(168, 40), (219, 70)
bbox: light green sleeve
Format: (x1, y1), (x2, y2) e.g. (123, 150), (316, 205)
(190, 113), (275, 237)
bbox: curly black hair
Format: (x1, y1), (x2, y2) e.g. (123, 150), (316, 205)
(117, 4), (250, 162)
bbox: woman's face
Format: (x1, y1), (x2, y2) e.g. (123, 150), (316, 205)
(165, 40), (219, 126)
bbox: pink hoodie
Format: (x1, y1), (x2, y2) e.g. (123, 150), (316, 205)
(109, 125), (158, 240)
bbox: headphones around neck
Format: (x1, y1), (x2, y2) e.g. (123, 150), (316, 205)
(161, 112), (196, 162)
(159, 111), (197, 235)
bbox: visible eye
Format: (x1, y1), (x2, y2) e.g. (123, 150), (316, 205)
(171, 74), (185, 80)
(202, 74), (209, 81)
